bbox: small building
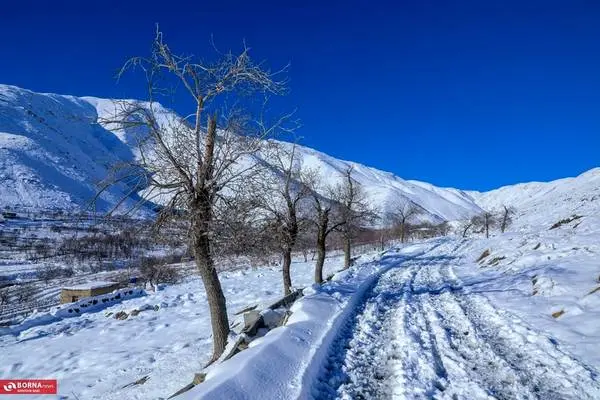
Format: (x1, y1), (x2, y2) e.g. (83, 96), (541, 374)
(60, 281), (119, 304)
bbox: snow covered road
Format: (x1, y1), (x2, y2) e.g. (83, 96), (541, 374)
(313, 251), (600, 399)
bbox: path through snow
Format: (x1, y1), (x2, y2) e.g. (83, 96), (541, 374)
(313, 251), (600, 399)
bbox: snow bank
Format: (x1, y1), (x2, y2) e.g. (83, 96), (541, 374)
(177, 244), (432, 399)
(0, 287), (145, 337)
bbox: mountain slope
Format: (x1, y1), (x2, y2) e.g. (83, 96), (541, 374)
(0, 84), (483, 221)
(467, 168), (600, 229)
(0, 85), (143, 212)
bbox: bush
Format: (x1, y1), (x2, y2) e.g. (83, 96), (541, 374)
(139, 258), (180, 286)
(38, 265), (75, 284)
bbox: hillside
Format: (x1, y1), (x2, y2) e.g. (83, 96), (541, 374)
(0, 84), (482, 222)
(467, 168), (600, 229)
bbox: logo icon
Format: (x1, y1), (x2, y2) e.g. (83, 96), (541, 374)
(0, 379), (57, 395)
(2, 382), (15, 392)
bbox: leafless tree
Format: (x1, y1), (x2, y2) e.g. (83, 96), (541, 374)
(16, 283), (37, 305)
(0, 289), (9, 309)
(335, 167), (377, 269)
(435, 221), (450, 236)
(460, 219), (475, 238)
(472, 211), (496, 238)
(256, 143), (310, 295)
(499, 205), (515, 233)
(139, 257), (180, 288)
(305, 171), (346, 284)
(386, 198), (422, 243)
(38, 265), (74, 285)
(96, 28), (293, 362)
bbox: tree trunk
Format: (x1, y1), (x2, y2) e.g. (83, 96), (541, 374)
(400, 221), (406, 243)
(282, 247), (293, 295)
(462, 223), (472, 238)
(192, 194), (229, 363)
(193, 228), (229, 363)
(501, 208), (508, 233)
(485, 215), (490, 238)
(343, 234), (351, 269)
(314, 213), (328, 284)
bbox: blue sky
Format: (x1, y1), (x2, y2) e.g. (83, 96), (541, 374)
(2, 0), (599, 191)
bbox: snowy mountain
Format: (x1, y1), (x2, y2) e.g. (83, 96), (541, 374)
(0, 85), (145, 213)
(467, 168), (600, 229)
(1, 83), (598, 228)
(0, 84), (483, 221)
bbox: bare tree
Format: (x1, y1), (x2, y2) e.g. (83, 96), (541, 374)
(256, 143), (310, 295)
(499, 205), (515, 233)
(472, 211), (496, 238)
(16, 283), (37, 305)
(96, 28), (292, 362)
(460, 219), (475, 238)
(38, 265), (74, 285)
(336, 167), (376, 269)
(139, 257), (180, 289)
(386, 198), (422, 243)
(305, 172), (346, 284)
(0, 289), (9, 309)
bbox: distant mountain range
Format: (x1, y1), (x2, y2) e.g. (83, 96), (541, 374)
(0, 84), (597, 229)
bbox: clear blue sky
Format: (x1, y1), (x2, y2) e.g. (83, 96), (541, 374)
(2, 0), (599, 191)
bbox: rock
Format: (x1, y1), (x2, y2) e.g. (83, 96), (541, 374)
(114, 311), (129, 320)
(192, 373), (206, 385)
(243, 310), (261, 330)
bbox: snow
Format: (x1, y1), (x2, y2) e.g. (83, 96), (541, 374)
(0, 287), (146, 337)
(467, 167), (600, 229)
(178, 245), (429, 400)
(0, 83), (484, 221)
(181, 233), (600, 399)
(1, 83), (600, 399)
(62, 281), (118, 291)
(0, 255), (349, 400)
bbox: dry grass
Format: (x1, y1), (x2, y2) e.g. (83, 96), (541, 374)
(476, 249), (491, 263)
(549, 215), (582, 230)
(551, 309), (565, 319)
(488, 256), (506, 266)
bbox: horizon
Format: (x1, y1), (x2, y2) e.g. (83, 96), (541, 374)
(2, 0), (599, 191)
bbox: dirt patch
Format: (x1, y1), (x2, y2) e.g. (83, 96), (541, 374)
(551, 309), (565, 319)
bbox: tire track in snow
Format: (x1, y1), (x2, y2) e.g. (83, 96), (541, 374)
(312, 254), (600, 400)
(456, 293), (600, 399)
